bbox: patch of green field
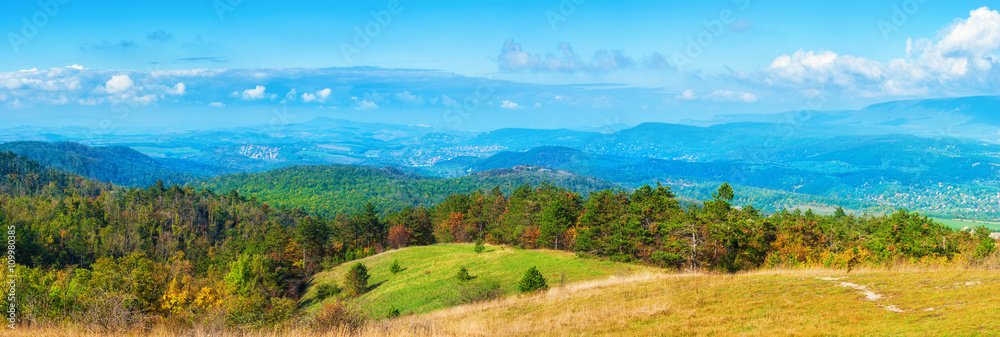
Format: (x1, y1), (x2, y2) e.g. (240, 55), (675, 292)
(302, 244), (653, 317)
(931, 217), (1000, 232)
(130, 146), (202, 158)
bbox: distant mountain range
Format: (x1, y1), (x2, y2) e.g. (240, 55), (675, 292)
(4, 95), (1000, 219)
(681, 96), (1000, 141)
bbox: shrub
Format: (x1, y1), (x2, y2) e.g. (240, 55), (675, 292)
(389, 260), (402, 274)
(309, 301), (366, 333)
(517, 266), (548, 293)
(449, 278), (504, 305)
(456, 266), (473, 282)
(344, 262), (370, 296)
(474, 238), (485, 253)
(386, 306), (401, 318)
(315, 283), (341, 300)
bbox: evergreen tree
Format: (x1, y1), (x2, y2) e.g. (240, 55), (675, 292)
(344, 262), (370, 296)
(517, 266), (548, 293)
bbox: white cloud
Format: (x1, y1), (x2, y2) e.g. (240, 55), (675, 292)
(500, 100), (522, 109)
(356, 100), (378, 110)
(677, 89), (698, 100)
(105, 75), (134, 93)
(316, 88), (332, 102)
(534, 102), (542, 108)
(285, 89), (298, 101)
(762, 7), (1000, 97)
(168, 83), (186, 95)
(441, 95), (461, 108)
(235, 85), (267, 100)
(394, 91), (423, 104)
(704, 90), (758, 103)
(68, 64), (85, 70)
(208, 102), (225, 107)
(498, 39), (633, 72)
(301, 92), (317, 102)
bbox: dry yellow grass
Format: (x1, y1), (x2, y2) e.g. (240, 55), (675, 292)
(8, 267), (1000, 336)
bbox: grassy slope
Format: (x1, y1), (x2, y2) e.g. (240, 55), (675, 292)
(931, 217), (1000, 232)
(398, 268), (1000, 336)
(302, 244), (654, 317)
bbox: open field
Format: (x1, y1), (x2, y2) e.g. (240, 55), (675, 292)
(303, 244), (655, 317)
(932, 217), (1000, 232)
(392, 268), (1000, 336)
(9, 267), (999, 336)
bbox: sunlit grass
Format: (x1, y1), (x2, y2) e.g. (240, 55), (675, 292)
(10, 266), (1000, 336)
(302, 243), (655, 317)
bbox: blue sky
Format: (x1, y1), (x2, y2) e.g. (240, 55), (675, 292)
(1, 0), (999, 131)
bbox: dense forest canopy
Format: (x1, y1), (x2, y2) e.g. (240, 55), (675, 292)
(0, 151), (995, 330)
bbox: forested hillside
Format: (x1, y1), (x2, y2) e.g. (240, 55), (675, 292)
(198, 164), (620, 217)
(0, 141), (217, 187)
(0, 151), (996, 333)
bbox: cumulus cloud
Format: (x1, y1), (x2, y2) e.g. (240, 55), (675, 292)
(761, 7), (1000, 97)
(146, 30), (174, 42)
(105, 75), (134, 93)
(355, 99), (378, 110)
(440, 95), (461, 108)
(234, 85), (267, 100)
(645, 52), (674, 70)
(500, 100), (522, 109)
(302, 88), (333, 103)
(168, 83), (186, 95)
(677, 89), (698, 100)
(704, 90), (758, 103)
(394, 91), (423, 105)
(316, 88), (332, 102)
(498, 39), (633, 72)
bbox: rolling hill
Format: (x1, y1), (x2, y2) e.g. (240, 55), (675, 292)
(372, 268), (1000, 336)
(0, 141), (219, 187)
(301, 244), (655, 318)
(198, 164), (621, 217)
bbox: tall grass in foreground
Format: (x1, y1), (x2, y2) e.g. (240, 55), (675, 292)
(8, 261), (1000, 337)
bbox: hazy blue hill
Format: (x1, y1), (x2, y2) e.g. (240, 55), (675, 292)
(463, 128), (601, 150)
(680, 95), (1000, 141)
(0, 141), (215, 187)
(198, 164), (620, 217)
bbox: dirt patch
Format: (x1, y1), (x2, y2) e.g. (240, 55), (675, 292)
(816, 277), (903, 312)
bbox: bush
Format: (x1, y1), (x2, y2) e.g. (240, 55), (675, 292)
(315, 283), (341, 300)
(344, 262), (370, 296)
(389, 259), (402, 274)
(455, 266), (472, 282)
(517, 266), (548, 293)
(474, 238), (485, 253)
(309, 301), (366, 333)
(449, 278), (504, 305)
(386, 306), (401, 318)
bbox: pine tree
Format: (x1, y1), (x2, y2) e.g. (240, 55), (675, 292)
(344, 262), (370, 296)
(455, 266), (472, 282)
(517, 266), (548, 293)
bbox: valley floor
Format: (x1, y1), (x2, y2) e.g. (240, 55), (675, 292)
(9, 267), (999, 336)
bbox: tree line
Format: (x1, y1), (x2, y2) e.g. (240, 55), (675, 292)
(0, 152), (995, 331)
